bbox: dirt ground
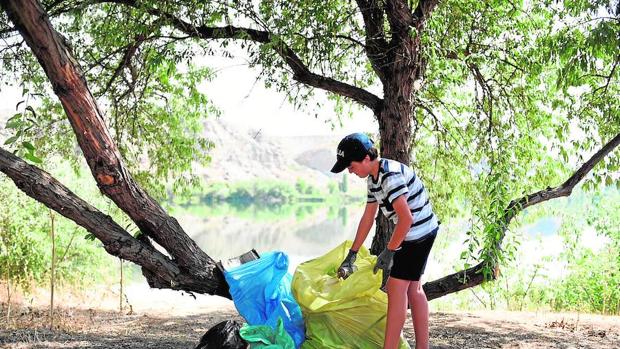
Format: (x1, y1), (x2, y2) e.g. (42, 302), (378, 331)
(1, 303), (618, 349)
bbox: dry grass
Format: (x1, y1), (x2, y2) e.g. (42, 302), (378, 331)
(1, 302), (619, 349)
(1, 303), (242, 349)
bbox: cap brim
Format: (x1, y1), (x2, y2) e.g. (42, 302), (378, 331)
(330, 158), (349, 173)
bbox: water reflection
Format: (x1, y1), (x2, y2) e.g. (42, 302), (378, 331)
(174, 202), (365, 272)
(173, 200), (574, 280)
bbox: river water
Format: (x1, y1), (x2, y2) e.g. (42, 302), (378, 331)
(170, 201), (585, 280)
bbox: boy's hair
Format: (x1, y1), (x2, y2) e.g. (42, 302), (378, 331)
(367, 147), (379, 160)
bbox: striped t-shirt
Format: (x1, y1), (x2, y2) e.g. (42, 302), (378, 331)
(367, 158), (439, 241)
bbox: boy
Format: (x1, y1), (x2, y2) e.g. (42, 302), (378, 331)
(331, 132), (439, 349)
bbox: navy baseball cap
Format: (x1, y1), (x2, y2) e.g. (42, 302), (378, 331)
(330, 133), (374, 173)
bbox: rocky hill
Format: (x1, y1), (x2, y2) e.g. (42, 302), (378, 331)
(196, 118), (343, 186)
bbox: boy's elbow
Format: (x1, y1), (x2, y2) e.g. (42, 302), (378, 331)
(405, 216), (413, 227)
(399, 213), (413, 227)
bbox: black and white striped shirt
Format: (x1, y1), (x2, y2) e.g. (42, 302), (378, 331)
(367, 158), (439, 241)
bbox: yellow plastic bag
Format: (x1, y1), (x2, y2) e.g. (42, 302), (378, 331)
(292, 241), (410, 349)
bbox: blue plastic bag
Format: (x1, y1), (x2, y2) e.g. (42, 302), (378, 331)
(224, 251), (305, 348)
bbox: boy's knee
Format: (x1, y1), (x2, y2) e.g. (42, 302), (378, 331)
(408, 283), (426, 298)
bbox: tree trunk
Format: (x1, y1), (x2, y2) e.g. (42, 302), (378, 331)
(370, 98), (414, 255)
(369, 13), (422, 254)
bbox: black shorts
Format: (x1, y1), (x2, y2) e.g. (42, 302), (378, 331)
(390, 228), (438, 281)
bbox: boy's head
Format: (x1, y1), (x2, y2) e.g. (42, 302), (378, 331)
(330, 132), (377, 173)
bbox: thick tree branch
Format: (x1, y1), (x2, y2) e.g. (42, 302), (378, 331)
(507, 132), (620, 218)
(0, 151), (170, 273)
(1, 0), (220, 283)
(191, 26), (383, 113)
(0, 147), (229, 296)
(104, 0), (383, 113)
(355, 0), (390, 83)
(413, 0), (441, 22)
(424, 262), (498, 301)
(385, 0), (414, 34)
(424, 131), (620, 300)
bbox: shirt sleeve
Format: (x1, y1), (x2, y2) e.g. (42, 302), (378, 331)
(383, 172), (409, 204)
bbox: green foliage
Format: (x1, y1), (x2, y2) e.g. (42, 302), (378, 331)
(415, 0), (563, 227)
(442, 187), (620, 314)
(178, 198), (317, 223)
(256, 0), (373, 109)
(3, 0), (616, 203)
(0, 163), (129, 292)
(466, 169), (516, 276)
(2, 96), (44, 164)
(535, 2), (619, 189)
(196, 178), (338, 206)
(550, 248), (619, 314)
(0, 218), (47, 291)
(197, 180), (297, 206)
(408, 0), (619, 278)
(295, 178), (319, 195)
(0, 177), (51, 291)
(1, 2), (220, 198)
(327, 181), (338, 194)
(547, 188), (620, 314)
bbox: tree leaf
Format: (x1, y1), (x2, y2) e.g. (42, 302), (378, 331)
(22, 141), (36, 152)
(24, 152), (43, 164)
(5, 118), (23, 129)
(3, 136), (19, 145)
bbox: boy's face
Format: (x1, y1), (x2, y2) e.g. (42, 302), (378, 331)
(347, 156), (371, 178)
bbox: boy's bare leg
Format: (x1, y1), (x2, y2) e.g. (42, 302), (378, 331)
(384, 277), (410, 349)
(408, 280), (429, 349)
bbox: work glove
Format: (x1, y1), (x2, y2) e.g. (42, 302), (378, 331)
(337, 249), (358, 279)
(373, 248), (395, 275)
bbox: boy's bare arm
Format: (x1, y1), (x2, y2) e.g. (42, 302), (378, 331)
(351, 201), (379, 251)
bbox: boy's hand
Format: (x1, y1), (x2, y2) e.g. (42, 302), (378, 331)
(337, 249), (358, 279)
(373, 248), (395, 274)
